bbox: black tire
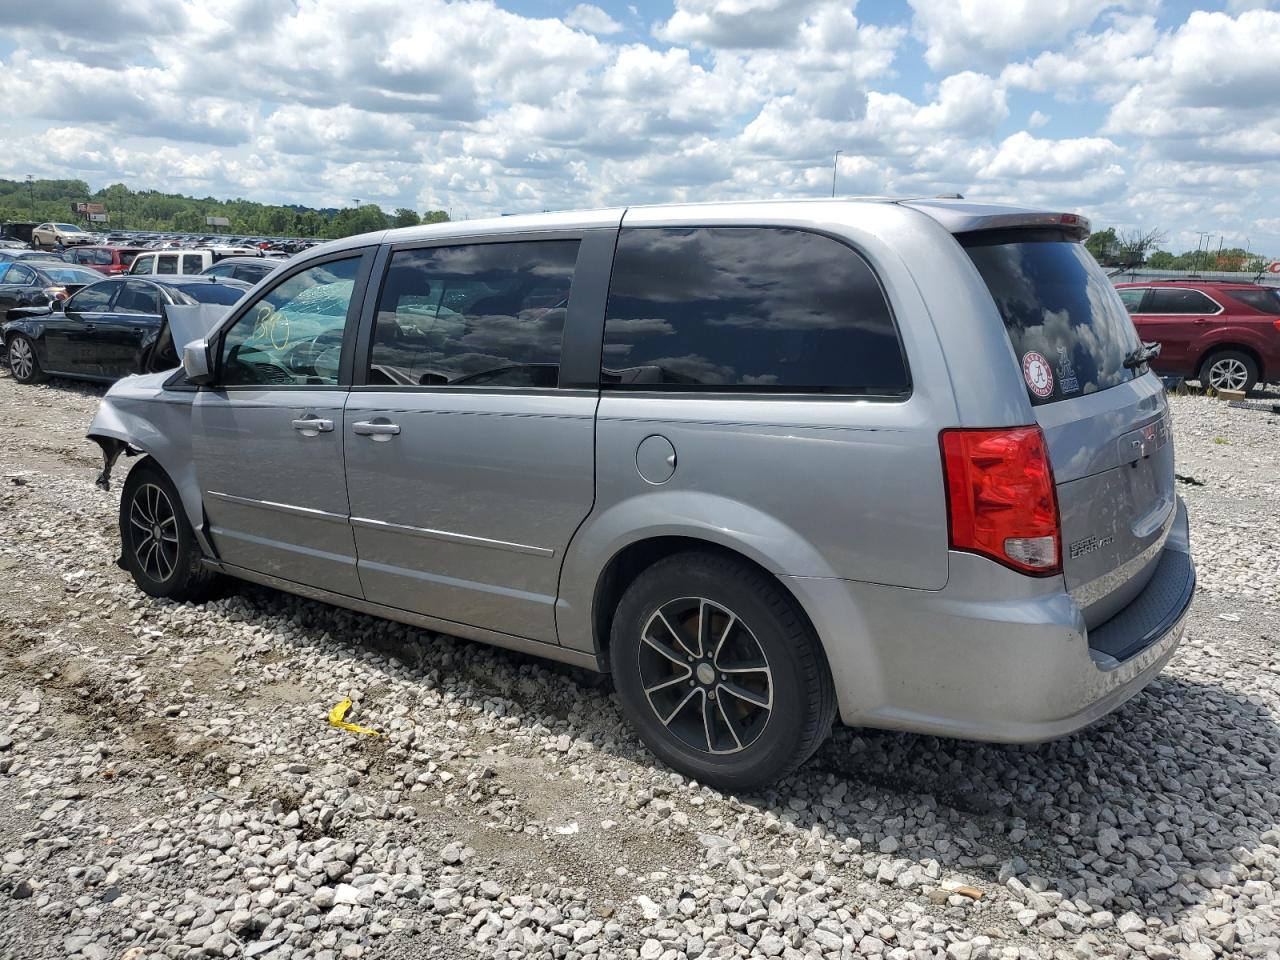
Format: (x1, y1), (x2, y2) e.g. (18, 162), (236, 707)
(7, 334), (47, 384)
(1198, 350), (1257, 394)
(611, 551), (836, 792)
(120, 460), (223, 602)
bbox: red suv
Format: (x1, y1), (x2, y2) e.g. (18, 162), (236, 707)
(63, 245), (147, 276)
(1115, 280), (1280, 393)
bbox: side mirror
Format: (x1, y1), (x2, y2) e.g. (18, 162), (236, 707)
(182, 338), (215, 385)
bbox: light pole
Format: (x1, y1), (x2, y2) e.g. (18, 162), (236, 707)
(352, 198), (361, 209)
(831, 151), (842, 198)
(26, 174), (35, 219)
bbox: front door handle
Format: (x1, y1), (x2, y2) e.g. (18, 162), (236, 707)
(292, 416), (334, 436)
(352, 420), (401, 441)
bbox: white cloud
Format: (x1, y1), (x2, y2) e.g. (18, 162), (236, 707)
(0, 0), (1277, 253)
(564, 4), (623, 34)
(909, 0), (1138, 71)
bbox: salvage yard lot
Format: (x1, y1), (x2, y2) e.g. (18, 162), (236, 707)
(0, 370), (1278, 960)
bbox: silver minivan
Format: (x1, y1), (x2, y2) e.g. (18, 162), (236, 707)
(88, 199), (1195, 790)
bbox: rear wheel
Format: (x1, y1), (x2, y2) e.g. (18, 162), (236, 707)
(7, 334), (46, 384)
(1199, 350), (1257, 394)
(120, 461), (223, 601)
(611, 551), (836, 792)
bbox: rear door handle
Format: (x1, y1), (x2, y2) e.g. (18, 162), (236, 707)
(292, 417), (334, 436)
(352, 420), (401, 440)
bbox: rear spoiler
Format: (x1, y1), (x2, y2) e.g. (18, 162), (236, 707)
(899, 199), (1091, 241)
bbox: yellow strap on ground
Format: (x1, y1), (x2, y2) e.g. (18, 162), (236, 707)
(328, 698), (379, 736)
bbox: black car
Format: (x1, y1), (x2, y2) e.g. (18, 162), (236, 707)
(0, 248), (68, 263)
(3, 275), (250, 384)
(0, 261), (102, 319)
(201, 256), (281, 284)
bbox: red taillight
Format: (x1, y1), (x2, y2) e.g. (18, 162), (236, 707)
(940, 426), (1061, 576)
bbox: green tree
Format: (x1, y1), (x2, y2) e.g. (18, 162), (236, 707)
(1146, 250), (1175, 269)
(392, 208), (421, 228)
(422, 210), (450, 224)
(1085, 227), (1117, 263)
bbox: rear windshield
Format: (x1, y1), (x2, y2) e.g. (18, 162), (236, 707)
(962, 230), (1141, 406)
(176, 282), (247, 305)
(1229, 288), (1280, 315)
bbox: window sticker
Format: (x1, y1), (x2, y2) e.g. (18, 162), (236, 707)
(1022, 351), (1054, 398)
(1055, 345), (1080, 395)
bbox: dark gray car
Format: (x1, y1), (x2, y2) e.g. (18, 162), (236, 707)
(87, 199), (1194, 789)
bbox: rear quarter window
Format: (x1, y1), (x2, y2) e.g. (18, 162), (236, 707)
(962, 231), (1140, 406)
(601, 226), (909, 395)
(1227, 288), (1280, 315)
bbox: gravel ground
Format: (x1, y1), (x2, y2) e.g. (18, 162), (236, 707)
(0, 370), (1278, 960)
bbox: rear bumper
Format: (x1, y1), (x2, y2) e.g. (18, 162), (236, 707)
(787, 497), (1195, 743)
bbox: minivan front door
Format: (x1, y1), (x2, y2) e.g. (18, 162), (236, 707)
(343, 235), (607, 642)
(192, 253), (371, 596)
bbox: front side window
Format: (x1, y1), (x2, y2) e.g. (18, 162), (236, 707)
(366, 240), (578, 388)
(1146, 288), (1220, 315)
(601, 227), (908, 394)
(65, 283), (116, 313)
(219, 257), (361, 386)
(130, 255), (154, 274)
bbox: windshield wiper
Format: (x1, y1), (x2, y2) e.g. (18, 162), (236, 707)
(1123, 341), (1162, 369)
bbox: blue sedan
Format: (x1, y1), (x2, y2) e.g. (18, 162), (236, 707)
(3, 275), (250, 384)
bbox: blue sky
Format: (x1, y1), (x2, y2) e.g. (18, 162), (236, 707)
(2, 0), (1278, 253)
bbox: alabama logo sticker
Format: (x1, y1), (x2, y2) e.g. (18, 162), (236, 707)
(1022, 351), (1054, 398)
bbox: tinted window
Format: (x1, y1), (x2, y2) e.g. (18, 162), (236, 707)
(115, 281), (162, 315)
(601, 227), (907, 394)
(183, 253), (204, 274)
(178, 283), (247, 306)
(203, 261), (235, 278)
(66, 283), (116, 313)
(220, 258), (361, 386)
(367, 241), (578, 388)
(4, 264), (35, 284)
(156, 255), (178, 275)
(963, 233), (1140, 405)
(118, 250), (140, 267)
(1146, 288), (1219, 315)
(91, 249), (113, 265)
(42, 266), (104, 285)
(1227, 289), (1280, 316)
(1117, 288), (1147, 313)
(234, 263), (274, 283)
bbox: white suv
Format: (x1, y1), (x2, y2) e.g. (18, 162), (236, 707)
(129, 246), (261, 276)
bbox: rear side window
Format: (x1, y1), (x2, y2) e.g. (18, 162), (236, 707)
(962, 232), (1140, 405)
(179, 283), (247, 306)
(601, 227), (908, 394)
(182, 253), (204, 274)
(1146, 288), (1220, 315)
(366, 240), (578, 388)
(156, 255), (178, 275)
(118, 250), (140, 267)
(1227, 289), (1280, 315)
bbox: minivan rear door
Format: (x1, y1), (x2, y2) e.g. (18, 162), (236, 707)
(962, 231), (1175, 627)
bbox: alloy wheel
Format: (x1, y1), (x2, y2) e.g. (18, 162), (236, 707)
(1207, 358), (1248, 392)
(637, 597), (773, 755)
(129, 482), (180, 582)
(9, 338), (34, 381)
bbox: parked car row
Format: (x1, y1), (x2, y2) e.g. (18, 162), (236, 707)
(2, 271), (251, 383)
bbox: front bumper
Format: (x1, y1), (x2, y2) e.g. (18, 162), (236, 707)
(786, 497), (1195, 743)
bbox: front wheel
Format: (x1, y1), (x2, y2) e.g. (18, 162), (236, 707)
(611, 551), (836, 792)
(120, 461), (223, 602)
(7, 334), (47, 384)
(1199, 350), (1257, 394)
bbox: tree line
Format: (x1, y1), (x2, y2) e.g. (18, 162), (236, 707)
(0, 178), (449, 238)
(1086, 226), (1273, 273)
